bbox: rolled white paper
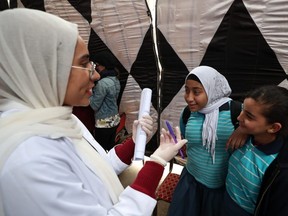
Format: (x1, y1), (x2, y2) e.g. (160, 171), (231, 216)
(133, 88), (152, 160)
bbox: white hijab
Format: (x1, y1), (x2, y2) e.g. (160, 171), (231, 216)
(0, 8), (123, 210)
(185, 66), (232, 163)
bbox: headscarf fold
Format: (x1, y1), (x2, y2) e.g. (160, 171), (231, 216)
(0, 9), (123, 213)
(186, 66), (232, 163)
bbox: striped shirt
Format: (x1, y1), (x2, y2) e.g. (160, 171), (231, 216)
(226, 137), (280, 214)
(181, 109), (234, 188)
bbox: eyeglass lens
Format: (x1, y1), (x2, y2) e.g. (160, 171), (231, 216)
(90, 61), (96, 77)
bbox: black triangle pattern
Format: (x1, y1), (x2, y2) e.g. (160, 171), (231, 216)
(88, 29), (129, 107)
(201, 0), (287, 100)
(0, 0), (9, 11)
(128, 26), (158, 152)
(20, 0), (45, 11)
(157, 28), (189, 111)
(13, 1), (288, 106)
(130, 26), (158, 110)
(9, 0), (17, 8)
(59, 2), (158, 150)
(67, 0), (92, 23)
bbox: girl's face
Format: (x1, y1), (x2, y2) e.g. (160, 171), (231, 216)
(237, 97), (280, 143)
(64, 37), (100, 106)
(184, 79), (208, 112)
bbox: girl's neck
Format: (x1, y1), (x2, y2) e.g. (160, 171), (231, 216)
(253, 134), (277, 146)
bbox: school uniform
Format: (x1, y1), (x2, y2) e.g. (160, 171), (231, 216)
(168, 108), (234, 216)
(167, 66), (238, 216)
(223, 137), (283, 215)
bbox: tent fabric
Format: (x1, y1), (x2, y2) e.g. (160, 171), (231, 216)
(6, 0), (288, 150)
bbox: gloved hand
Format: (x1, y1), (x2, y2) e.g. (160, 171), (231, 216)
(132, 115), (154, 143)
(150, 127), (187, 166)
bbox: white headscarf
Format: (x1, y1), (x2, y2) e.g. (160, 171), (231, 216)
(185, 66), (232, 163)
(0, 8), (123, 209)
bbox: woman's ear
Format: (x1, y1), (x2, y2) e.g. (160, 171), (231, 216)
(268, 123), (282, 134)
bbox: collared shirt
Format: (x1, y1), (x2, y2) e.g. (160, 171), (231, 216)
(226, 136), (283, 214)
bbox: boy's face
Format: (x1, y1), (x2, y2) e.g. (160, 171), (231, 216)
(184, 79), (208, 112)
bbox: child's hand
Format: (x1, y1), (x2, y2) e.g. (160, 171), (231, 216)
(226, 127), (248, 151)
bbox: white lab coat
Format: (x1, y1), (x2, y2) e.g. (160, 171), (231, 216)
(0, 122), (156, 216)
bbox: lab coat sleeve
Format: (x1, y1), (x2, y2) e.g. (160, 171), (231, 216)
(112, 186), (157, 216)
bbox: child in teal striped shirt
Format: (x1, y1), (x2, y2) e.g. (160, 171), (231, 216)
(223, 85), (288, 215)
(168, 66), (247, 216)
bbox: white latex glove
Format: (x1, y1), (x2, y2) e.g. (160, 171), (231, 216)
(132, 115), (154, 143)
(150, 127), (187, 166)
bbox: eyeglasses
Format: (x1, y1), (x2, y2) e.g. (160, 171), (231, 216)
(71, 61), (96, 79)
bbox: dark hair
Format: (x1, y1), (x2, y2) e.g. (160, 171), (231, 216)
(186, 74), (201, 84)
(246, 85), (288, 136)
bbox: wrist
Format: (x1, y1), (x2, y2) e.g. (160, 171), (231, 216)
(130, 161), (164, 198)
(150, 154), (167, 167)
(114, 137), (135, 164)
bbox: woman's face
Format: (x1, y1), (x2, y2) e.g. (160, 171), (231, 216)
(184, 79), (208, 112)
(64, 37), (100, 106)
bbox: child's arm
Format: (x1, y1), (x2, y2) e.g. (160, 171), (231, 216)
(225, 126), (248, 151)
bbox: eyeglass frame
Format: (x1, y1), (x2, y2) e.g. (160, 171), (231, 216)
(71, 61), (96, 79)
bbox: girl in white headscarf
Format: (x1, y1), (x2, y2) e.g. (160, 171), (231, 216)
(168, 66), (247, 216)
(0, 8), (187, 216)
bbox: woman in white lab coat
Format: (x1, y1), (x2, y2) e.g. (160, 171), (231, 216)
(0, 8), (187, 216)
